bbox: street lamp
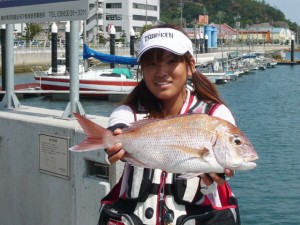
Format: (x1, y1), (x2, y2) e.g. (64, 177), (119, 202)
(195, 33), (199, 63)
(246, 24), (251, 53)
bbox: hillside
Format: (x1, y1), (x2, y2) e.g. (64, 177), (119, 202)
(160, 0), (299, 31)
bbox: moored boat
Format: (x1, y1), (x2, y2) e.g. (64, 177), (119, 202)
(201, 72), (229, 84)
(33, 45), (139, 97)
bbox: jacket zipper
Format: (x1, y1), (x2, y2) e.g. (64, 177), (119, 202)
(157, 171), (167, 225)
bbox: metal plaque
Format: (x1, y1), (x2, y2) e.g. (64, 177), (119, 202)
(39, 133), (69, 179)
(0, 0), (88, 24)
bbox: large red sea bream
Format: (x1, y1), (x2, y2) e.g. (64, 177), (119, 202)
(70, 113), (258, 176)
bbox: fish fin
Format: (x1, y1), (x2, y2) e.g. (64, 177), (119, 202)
(177, 173), (204, 179)
(124, 118), (162, 132)
(70, 113), (111, 151)
(124, 154), (151, 168)
(70, 140), (104, 152)
(126, 114), (208, 132)
(168, 145), (210, 158)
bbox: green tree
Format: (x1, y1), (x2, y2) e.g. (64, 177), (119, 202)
(160, 0), (299, 31)
(24, 23), (43, 45)
(119, 30), (127, 44)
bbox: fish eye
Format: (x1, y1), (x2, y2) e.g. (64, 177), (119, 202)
(232, 135), (242, 145)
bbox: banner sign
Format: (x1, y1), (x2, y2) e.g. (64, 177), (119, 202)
(0, 0), (88, 24)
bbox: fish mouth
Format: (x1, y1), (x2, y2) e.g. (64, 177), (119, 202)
(239, 155), (259, 170)
(241, 161), (257, 170)
(244, 154), (259, 162)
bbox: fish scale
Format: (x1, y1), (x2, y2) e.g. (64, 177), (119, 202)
(119, 127), (220, 173)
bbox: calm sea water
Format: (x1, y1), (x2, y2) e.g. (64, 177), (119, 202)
(3, 53), (300, 224)
(218, 63), (300, 225)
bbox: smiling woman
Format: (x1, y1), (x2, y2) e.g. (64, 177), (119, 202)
(91, 24), (248, 225)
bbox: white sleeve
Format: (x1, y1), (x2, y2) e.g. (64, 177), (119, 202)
(108, 105), (135, 127)
(211, 104), (236, 125)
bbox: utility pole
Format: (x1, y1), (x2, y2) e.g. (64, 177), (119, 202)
(180, 0), (184, 27)
(145, 0), (148, 26)
(96, 0), (99, 47)
(235, 13), (241, 54)
(217, 11), (224, 71)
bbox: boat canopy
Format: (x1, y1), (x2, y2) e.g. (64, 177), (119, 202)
(83, 44), (138, 65)
(112, 68), (134, 79)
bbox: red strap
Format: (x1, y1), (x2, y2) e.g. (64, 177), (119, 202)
(182, 93), (194, 114)
(208, 103), (221, 116)
(101, 174), (123, 204)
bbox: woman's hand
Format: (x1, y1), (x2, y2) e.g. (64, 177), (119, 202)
(201, 169), (235, 186)
(105, 128), (126, 164)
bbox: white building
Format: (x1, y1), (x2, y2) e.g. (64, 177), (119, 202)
(12, 0), (160, 44)
(103, 0), (160, 42)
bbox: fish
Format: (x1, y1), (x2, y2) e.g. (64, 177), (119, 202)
(70, 113), (258, 176)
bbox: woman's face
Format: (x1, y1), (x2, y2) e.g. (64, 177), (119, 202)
(141, 50), (194, 104)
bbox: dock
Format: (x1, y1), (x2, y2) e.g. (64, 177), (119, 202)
(277, 61), (300, 65)
(0, 82), (130, 100)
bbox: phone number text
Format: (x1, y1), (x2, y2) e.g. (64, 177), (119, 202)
(49, 9), (87, 18)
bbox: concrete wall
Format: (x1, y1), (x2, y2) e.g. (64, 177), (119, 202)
(0, 47), (132, 73)
(0, 45), (289, 73)
(0, 106), (124, 225)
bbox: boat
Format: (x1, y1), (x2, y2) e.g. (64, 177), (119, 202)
(33, 45), (139, 97)
(196, 61), (230, 84)
(202, 72), (229, 84)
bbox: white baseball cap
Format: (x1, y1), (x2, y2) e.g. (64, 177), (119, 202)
(137, 27), (193, 62)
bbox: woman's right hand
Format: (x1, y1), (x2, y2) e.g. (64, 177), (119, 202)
(105, 128), (126, 164)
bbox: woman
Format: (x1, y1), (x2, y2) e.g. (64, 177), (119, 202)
(99, 24), (240, 225)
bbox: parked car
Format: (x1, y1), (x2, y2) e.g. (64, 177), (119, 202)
(31, 40), (40, 46)
(14, 41), (25, 48)
(115, 42), (124, 47)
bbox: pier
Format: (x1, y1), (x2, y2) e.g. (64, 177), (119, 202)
(0, 105), (124, 225)
(0, 82), (131, 101)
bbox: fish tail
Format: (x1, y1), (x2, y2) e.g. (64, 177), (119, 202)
(70, 113), (111, 152)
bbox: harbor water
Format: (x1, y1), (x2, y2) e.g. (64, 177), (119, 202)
(2, 53), (300, 225)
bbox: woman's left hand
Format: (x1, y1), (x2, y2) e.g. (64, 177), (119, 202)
(201, 169), (234, 186)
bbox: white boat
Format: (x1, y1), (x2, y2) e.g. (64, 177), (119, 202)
(34, 66), (139, 96)
(33, 45), (139, 97)
(202, 72), (229, 84)
(196, 61), (229, 84)
(224, 70), (239, 80)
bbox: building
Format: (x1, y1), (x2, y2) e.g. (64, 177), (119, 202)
(85, 0), (104, 44)
(103, 0), (160, 43)
(12, 0), (160, 45)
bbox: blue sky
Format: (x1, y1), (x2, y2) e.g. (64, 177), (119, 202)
(264, 0), (300, 25)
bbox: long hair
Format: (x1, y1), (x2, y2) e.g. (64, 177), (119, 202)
(123, 24), (225, 118)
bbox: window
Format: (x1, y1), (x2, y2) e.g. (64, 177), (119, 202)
(133, 3), (157, 11)
(114, 26), (122, 32)
(106, 3), (122, 9)
(89, 3), (95, 11)
(133, 15), (157, 22)
(106, 14), (122, 20)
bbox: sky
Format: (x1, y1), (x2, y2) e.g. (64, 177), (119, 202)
(264, 0), (300, 25)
